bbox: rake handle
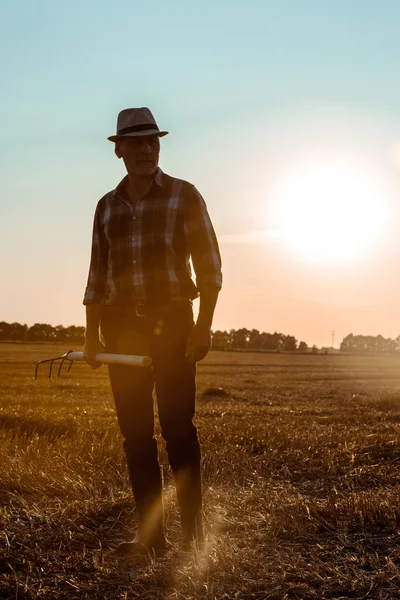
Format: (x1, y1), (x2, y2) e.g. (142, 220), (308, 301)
(66, 351), (152, 367)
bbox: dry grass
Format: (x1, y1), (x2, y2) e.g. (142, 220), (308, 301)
(1, 344), (400, 598)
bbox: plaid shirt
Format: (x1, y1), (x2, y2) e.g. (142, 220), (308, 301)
(83, 168), (222, 306)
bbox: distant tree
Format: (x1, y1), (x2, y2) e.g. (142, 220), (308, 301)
(0, 322), (27, 341)
(0, 322), (12, 340)
(228, 329), (236, 349)
(384, 338), (397, 353)
(10, 322), (28, 341)
(260, 332), (282, 351)
(258, 332), (269, 350)
(311, 345), (319, 354)
(248, 329), (261, 350)
(212, 330), (230, 351)
(283, 335), (297, 352)
(55, 325), (67, 342)
(26, 323), (56, 342)
(232, 328), (250, 350)
(298, 341), (308, 352)
(340, 333), (398, 354)
(63, 325), (85, 344)
(0, 321), (28, 341)
(340, 334), (355, 353)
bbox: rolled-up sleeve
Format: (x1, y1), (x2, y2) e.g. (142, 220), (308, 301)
(184, 186), (222, 292)
(83, 201), (109, 305)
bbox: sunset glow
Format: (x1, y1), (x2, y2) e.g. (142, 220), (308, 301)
(272, 164), (388, 263)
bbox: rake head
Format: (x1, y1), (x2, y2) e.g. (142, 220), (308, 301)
(34, 351), (75, 379)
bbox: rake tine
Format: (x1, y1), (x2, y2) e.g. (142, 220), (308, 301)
(49, 359), (55, 379)
(35, 354), (65, 379)
(35, 357), (49, 380)
(35, 352), (73, 379)
(35, 356), (61, 380)
(67, 361), (73, 373)
(57, 357), (66, 377)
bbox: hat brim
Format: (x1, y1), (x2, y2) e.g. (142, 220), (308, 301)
(108, 129), (168, 142)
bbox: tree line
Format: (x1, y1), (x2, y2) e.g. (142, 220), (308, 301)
(0, 322), (85, 344)
(340, 334), (400, 354)
(0, 322), (307, 351)
(211, 329), (307, 352)
(1, 321), (400, 354)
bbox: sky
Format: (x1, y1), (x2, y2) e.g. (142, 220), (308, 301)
(1, 0), (400, 347)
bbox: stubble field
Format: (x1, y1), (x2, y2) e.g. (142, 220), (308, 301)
(1, 343), (400, 599)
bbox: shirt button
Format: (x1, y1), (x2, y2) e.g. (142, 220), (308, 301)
(133, 260), (137, 264)
(133, 216), (136, 220)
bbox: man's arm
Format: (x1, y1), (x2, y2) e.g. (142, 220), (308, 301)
(185, 285), (219, 362)
(197, 285), (219, 329)
(82, 201), (108, 368)
(86, 303), (103, 338)
(83, 304), (105, 369)
(185, 186), (222, 362)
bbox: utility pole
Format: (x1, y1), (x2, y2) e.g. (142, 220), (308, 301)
(331, 330), (335, 350)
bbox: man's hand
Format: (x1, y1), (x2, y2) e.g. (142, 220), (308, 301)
(83, 337), (106, 369)
(185, 323), (211, 363)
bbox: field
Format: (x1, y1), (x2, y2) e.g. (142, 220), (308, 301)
(2, 344), (400, 599)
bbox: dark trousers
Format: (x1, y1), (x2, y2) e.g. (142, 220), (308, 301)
(101, 303), (202, 544)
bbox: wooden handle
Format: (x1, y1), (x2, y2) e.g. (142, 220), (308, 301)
(66, 351), (152, 367)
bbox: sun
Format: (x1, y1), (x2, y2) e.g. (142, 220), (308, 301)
(272, 163), (388, 263)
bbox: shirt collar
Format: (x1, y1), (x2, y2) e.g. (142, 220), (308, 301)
(153, 167), (166, 188)
(114, 168), (166, 205)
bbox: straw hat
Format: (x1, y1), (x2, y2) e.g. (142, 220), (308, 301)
(108, 107), (168, 142)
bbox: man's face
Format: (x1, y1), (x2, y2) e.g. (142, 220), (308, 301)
(115, 135), (160, 176)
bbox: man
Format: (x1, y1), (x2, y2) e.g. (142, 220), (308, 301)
(83, 107), (222, 554)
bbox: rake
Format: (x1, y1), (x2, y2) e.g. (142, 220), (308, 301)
(34, 351), (152, 379)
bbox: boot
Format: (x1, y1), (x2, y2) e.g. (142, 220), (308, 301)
(116, 529), (169, 555)
(122, 448), (167, 554)
(173, 465), (204, 550)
